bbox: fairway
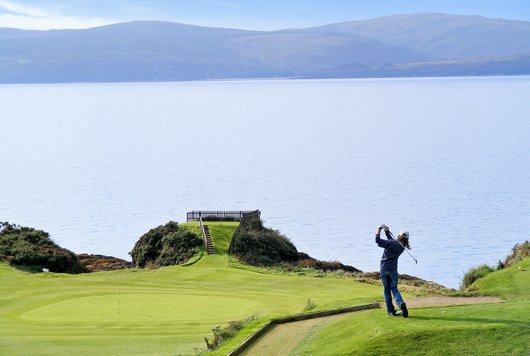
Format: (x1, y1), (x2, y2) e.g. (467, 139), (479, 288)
(0, 222), (381, 355)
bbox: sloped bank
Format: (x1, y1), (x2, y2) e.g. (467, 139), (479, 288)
(270, 249), (529, 355)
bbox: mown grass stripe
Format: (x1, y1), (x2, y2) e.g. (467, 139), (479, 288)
(228, 302), (380, 356)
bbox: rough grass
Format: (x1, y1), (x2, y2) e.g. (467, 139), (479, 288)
(0, 222), (381, 355)
(291, 258), (530, 355)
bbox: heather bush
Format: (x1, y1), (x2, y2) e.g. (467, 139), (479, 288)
(297, 258), (360, 273)
(0, 222), (85, 273)
(130, 221), (202, 268)
(230, 227), (299, 266)
(229, 214), (360, 272)
(503, 241), (529, 268)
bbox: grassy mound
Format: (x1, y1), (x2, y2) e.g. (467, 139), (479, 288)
(461, 241), (530, 290)
(129, 221), (202, 267)
(291, 302), (529, 355)
(229, 214), (360, 272)
(0, 222), (85, 273)
(291, 257), (529, 355)
(471, 257), (530, 299)
(229, 216), (300, 265)
(461, 264), (495, 290)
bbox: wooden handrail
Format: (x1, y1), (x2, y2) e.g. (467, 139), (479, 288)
(199, 216), (208, 250)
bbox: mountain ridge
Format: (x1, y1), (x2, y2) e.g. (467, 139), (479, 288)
(1, 13), (529, 83)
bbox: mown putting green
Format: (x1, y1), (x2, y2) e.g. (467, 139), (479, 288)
(0, 222), (382, 355)
(21, 294), (264, 322)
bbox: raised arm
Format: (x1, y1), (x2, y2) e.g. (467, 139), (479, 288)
(375, 225), (392, 248)
(385, 230), (393, 240)
(380, 224), (394, 239)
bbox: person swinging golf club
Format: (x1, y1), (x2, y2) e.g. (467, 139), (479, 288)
(375, 224), (411, 317)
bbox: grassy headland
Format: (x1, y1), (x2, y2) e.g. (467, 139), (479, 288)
(0, 221), (382, 355)
(1, 220), (527, 355)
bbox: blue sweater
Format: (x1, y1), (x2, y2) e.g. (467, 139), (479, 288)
(376, 231), (404, 272)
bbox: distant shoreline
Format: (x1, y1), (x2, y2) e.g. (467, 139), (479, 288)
(1, 74), (530, 86)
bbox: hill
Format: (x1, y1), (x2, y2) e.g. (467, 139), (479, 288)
(287, 254), (529, 355)
(1, 13), (530, 83)
(310, 13), (530, 59)
(314, 51), (530, 78)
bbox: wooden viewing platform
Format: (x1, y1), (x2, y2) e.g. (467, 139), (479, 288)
(186, 210), (260, 222)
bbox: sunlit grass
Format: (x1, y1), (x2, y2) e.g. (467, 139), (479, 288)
(0, 222), (381, 355)
(292, 258), (530, 355)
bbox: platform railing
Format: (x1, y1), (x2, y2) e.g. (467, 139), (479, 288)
(199, 216), (208, 250)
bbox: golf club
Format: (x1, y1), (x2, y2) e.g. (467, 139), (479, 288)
(382, 226), (418, 264)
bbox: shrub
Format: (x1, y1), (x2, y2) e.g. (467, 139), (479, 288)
(77, 254), (132, 272)
(0, 222), (85, 273)
(296, 258), (360, 273)
(496, 260), (505, 270)
(230, 227), (299, 266)
(229, 212), (299, 265)
(503, 241), (529, 268)
(229, 214), (361, 272)
(461, 264), (494, 290)
(205, 316), (257, 350)
(129, 221), (202, 268)
(304, 298), (316, 311)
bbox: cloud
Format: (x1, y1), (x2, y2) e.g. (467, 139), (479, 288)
(0, 0), (50, 17)
(0, 0), (117, 30)
(204, 0), (241, 9)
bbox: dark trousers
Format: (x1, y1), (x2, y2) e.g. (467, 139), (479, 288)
(380, 269), (404, 313)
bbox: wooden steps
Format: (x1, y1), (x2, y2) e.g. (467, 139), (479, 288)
(203, 225), (215, 255)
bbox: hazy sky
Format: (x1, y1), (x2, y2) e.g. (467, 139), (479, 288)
(1, 0), (529, 30)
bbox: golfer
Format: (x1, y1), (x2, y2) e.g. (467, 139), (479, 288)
(375, 224), (410, 317)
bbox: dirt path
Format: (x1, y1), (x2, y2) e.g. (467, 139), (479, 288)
(239, 313), (346, 356)
(237, 297), (503, 355)
(407, 296), (503, 308)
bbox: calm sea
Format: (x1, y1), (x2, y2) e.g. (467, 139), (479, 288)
(1, 77), (529, 288)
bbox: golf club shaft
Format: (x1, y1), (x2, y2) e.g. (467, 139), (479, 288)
(387, 230), (418, 264)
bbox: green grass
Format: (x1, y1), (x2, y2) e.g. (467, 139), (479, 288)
(292, 258), (530, 355)
(182, 221), (238, 255)
(472, 258), (530, 300)
(4, 222), (526, 355)
(0, 222), (381, 355)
